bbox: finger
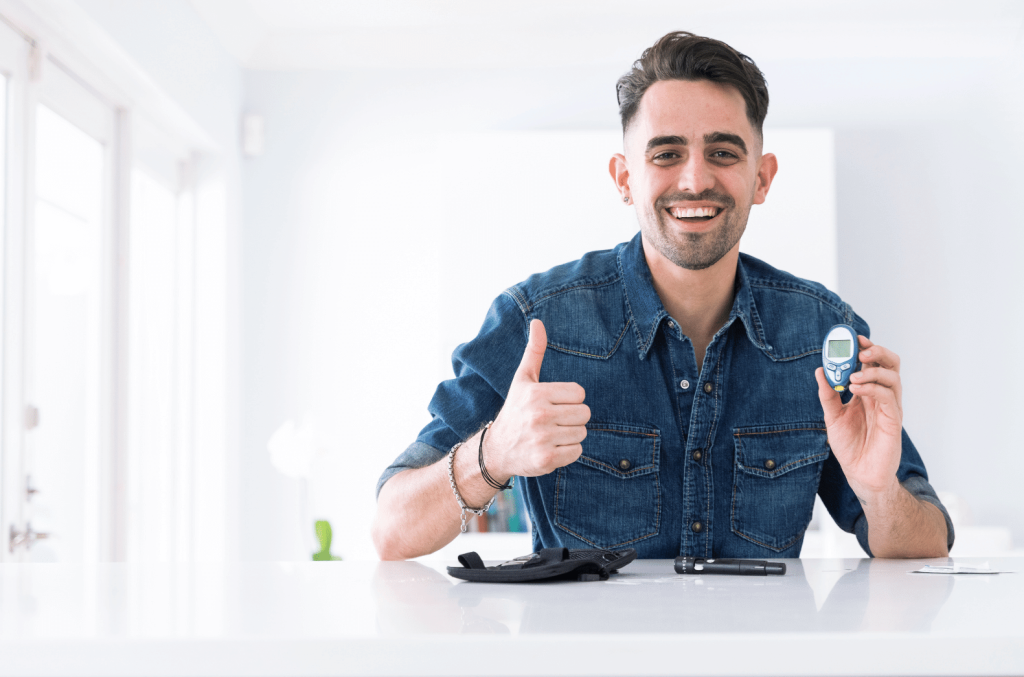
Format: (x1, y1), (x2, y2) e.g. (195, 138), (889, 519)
(539, 381), (586, 405)
(553, 443), (583, 465)
(849, 366), (901, 390)
(552, 403), (591, 427)
(513, 319), (547, 384)
(847, 382), (901, 416)
(815, 367), (844, 421)
(857, 336), (901, 372)
(551, 424), (588, 446)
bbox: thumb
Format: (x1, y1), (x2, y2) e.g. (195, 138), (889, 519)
(815, 367), (843, 423)
(513, 319), (547, 383)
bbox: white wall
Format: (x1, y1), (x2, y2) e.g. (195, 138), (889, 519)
(241, 40), (1024, 560)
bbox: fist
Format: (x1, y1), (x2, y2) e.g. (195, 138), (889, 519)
(485, 319), (591, 478)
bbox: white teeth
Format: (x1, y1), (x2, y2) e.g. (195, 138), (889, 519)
(670, 206), (720, 219)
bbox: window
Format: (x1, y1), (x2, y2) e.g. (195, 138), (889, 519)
(0, 11), (224, 564)
(127, 149), (196, 563)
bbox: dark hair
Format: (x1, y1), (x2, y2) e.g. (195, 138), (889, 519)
(616, 32), (769, 138)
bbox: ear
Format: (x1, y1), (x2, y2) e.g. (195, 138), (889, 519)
(752, 152), (778, 205)
(609, 153), (630, 202)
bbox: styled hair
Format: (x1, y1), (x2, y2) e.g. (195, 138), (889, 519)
(616, 31), (769, 138)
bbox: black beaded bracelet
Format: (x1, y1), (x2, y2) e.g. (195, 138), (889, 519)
(478, 421), (514, 491)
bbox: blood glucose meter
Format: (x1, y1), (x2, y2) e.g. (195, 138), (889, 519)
(822, 324), (859, 392)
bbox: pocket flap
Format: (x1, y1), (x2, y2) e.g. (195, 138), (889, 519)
(733, 422), (829, 478)
(577, 423), (660, 478)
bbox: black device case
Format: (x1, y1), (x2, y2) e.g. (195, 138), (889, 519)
(447, 547), (637, 582)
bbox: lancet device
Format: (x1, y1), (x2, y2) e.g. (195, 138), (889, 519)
(822, 324), (859, 392)
(675, 557), (786, 576)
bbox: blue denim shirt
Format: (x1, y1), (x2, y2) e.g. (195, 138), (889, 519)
(378, 233), (954, 558)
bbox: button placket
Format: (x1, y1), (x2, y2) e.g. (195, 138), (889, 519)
(685, 325), (731, 557)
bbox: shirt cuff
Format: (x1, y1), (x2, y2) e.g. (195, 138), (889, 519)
(375, 440), (447, 499)
(853, 475), (955, 557)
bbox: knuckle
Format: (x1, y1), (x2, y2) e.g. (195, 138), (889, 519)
(536, 448), (557, 471)
(526, 409), (545, 428)
(565, 444), (584, 462)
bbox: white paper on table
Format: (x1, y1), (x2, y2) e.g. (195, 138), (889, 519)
(911, 564), (1009, 575)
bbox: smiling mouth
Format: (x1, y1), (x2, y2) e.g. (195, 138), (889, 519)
(666, 206), (722, 223)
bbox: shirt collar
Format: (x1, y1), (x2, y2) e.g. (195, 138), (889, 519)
(617, 232), (769, 359)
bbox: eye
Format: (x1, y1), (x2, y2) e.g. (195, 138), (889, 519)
(709, 149), (740, 165)
(652, 151), (680, 164)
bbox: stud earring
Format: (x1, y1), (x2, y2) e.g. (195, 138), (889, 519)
(623, 195), (630, 204)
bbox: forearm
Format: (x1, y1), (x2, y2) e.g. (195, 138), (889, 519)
(372, 429), (503, 560)
(860, 482), (949, 558)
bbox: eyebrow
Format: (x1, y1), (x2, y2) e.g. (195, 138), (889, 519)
(704, 132), (748, 154)
(645, 135), (687, 152)
(645, 132), (748, 155)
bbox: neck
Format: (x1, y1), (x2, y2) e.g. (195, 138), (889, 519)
(641, 234), (739, 368)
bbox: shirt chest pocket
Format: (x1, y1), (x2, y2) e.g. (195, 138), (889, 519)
(555, 423), (661, 550)
(731, 422), (829, 552)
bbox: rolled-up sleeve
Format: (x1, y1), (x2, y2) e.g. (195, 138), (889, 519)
(821, 428), (955, 556)
(375, 290), (528, 499)
(815, 309), (954, 556)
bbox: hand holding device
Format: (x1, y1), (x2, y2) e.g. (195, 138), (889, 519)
(815, 332), (904, 500)
(486, 319), (591, 478)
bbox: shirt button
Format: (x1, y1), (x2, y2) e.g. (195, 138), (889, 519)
(619, 459), (631, 470)
(703, 382), (713, 394)
(764, 459), (776, 470)
(691, 521), (703, 533)
(680, 379), (690, 390)
(692, 450), (702, 462)
(667, 320), (675, 329)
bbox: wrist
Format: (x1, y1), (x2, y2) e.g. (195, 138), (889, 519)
(850, 476), (902, 512)
(478, 422), (514, 491)
(451, 431), (496, 506)
(480, 418), (515, 480)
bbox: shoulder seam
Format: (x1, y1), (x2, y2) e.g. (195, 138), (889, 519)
(508, 274), (622, 311)
(532, 276), (621, 306)
(748, 279), (846, 316)
(503, 286), (531, 315)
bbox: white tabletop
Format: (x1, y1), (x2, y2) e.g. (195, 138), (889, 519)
(0, 557), (1020, 676)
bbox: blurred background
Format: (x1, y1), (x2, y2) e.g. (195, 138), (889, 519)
(0, 0), (1021, 564)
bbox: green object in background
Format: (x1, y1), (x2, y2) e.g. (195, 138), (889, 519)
(313, 520), (342, 561)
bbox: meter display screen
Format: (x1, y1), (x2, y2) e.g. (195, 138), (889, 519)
(828, 339), (852, 359)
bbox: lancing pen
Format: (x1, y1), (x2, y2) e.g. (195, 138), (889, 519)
(674, 557), (787, 576)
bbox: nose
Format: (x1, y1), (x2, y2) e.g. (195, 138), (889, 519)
(677, 153), (716, 196)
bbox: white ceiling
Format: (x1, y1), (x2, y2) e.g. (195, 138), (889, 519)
(189, 0), (1024, 70)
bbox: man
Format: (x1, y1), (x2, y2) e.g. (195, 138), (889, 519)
(373, 31), (953, 560)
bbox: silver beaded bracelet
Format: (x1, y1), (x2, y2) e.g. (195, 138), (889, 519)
(447, 437), (497, 533)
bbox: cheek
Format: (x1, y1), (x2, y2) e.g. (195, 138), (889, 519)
(638, 171), (675, 199)
(722, 175), (756, 204)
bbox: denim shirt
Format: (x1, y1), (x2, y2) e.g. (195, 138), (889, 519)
(378, 232), (954, 558)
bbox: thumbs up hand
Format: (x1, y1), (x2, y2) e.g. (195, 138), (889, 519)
(483, 319), (591, 481)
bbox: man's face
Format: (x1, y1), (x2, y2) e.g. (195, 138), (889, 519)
(611, 79), (776, 271)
